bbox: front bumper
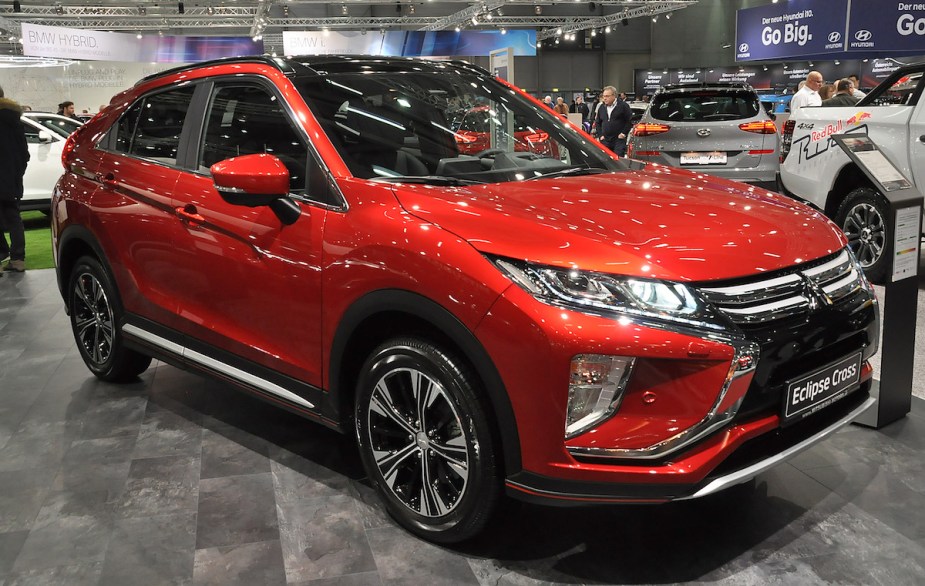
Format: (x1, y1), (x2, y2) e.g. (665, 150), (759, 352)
(505, 386), (873, 504)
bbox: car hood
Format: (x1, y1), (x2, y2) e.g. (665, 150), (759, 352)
(392, 167), (847, 282)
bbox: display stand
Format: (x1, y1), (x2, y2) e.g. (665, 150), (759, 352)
(830, 134), (923, 429)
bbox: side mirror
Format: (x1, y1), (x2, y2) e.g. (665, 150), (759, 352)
(38, 130), (53, 143)
(211, 153), (301, 225)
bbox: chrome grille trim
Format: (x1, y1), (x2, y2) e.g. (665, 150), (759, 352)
(698, 250), (863, 325)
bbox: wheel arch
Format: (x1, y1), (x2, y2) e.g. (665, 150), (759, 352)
(55, 225), (110, 309)
(825, 163), (877, 219)
(327, 289), (522, 476)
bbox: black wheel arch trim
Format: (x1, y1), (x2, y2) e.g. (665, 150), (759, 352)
(328, 288), (522, 476)
(55, 224), (111, 308)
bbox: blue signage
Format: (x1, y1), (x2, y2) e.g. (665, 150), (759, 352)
(848, 0), (925, 55)
(736, 0), (849, 61)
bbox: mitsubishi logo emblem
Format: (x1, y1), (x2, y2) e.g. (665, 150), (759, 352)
(697, 128), (711, 137)
(801, 274), (832, 311)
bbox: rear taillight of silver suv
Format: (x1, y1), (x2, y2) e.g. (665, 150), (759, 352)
(779, 118), (796, 163)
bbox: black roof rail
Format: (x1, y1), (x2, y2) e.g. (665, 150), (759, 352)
(658, 81), (754, 92)
(136, 55), (314, 86)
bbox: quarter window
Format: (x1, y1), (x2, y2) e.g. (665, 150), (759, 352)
(199, 84), (308, 192)
(114, 85), (195, 164)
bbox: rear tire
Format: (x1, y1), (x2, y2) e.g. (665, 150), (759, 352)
(68, 256), (152, 382)
(835, 187), (890, 284)
(354, 337), (500, 543)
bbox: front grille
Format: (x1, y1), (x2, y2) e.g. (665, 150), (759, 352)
(698, 249), (863, 325)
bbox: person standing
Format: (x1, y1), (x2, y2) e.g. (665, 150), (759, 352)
(822, 79), (860, 107)
(847, 74), (867, 100)
(574, 95), (590, 131)
(542, 95), (554, 109)
(0, 85), (30, 272)
(789, 71), (824, 110)
(594, 85), (632, 156)
(57, 100), (80, 121)
(554, 97), (569, 116)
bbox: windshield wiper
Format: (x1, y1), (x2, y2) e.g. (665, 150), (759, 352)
(524, 167), (610, 181)
(372, 175), (484, 186)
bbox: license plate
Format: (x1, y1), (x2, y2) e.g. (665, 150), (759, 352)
(680, 151), (727, 165)
(782, 352), (862, 425)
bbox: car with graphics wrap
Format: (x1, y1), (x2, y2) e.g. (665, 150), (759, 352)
(780, 61), (925, 283)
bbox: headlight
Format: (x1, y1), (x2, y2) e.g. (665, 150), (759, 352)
(490, 256), (728, 331)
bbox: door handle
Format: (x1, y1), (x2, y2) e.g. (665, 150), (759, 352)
(97, 172), (118, 187)
(919, 135), (925, 143)
(175, 204), (205, 226)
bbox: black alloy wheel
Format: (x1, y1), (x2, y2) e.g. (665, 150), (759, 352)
(68, 256), (152, 382)
(355, 337), (500, 543)
(836, 187), (890, 284)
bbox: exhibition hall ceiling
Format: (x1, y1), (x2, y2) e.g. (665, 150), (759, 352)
(0, 0), (697, 54)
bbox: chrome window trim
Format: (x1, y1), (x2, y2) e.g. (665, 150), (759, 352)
(122, 323), (315, 410)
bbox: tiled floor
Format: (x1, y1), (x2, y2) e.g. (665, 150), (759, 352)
(1, 268), (924, 585)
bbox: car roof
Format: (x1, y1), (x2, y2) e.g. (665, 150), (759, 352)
(138, 54), (492, 86)
(657, 82), (755, 94)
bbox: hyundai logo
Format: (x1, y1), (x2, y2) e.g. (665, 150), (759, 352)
(738, 43), (749, 53)
(855, 30), (872, 42)
(828, 31), (841, 43)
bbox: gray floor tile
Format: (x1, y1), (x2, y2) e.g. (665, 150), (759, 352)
(114, 455), (200, 519)
(366, 525), (479, 585)
(196, 473), (279, 549)
(0, 468), (56, 532)
(200, 425), (271, 479)
(3, 561), (103, 586)
(99, 513), (197, 586)
(192, 540), (287, 586)
(277, 494), (378, 582)
(0, 530), (28, 576)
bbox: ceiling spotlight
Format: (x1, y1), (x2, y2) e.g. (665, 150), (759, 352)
(534, 5), (542, 15)
(835, 60), (840, 65)
(178, 2), (185, 14)
(341, 4), (348, 14)
(137, 5), (145, 15)
(207, 6), (215, 15)
(485, 11), (492, 20)
(590, 29), (596, 37)
(408, 4), (415, 14)
(455, 26), (460, 32)
(621, 17), (629, 27)
(471, 15), (479, 25)
(500, 27), (506, 34)
(556, 27), (562, 35)
(652, 15), (658, 22)
(136, 33), (143, 39)
(665, 12), (670, 20)
(605, 25), (612, 33)
(55, 3), (64, 15)
(496, 8), (503, 16)
(12, 0), (21, 13)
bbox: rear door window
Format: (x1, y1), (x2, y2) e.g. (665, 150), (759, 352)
(650, 90), (760, 122)
(113, 85), (196, 165)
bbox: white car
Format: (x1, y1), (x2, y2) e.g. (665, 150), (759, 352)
(19, 113), (82, 212)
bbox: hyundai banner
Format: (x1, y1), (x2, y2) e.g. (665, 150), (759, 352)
(735, 0), (849, 61)
(848, 0), (925, 54)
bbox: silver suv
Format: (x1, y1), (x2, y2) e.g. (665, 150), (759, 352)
(627, 82), (779, 190)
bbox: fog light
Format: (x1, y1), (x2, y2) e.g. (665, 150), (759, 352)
(566, 354), (636, 438)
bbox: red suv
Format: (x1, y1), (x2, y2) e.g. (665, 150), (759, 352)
(52, 56), (879, 543)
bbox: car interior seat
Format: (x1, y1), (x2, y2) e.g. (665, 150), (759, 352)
(335, 99), (428, 177)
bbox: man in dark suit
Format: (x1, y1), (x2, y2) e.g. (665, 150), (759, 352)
(0, 85), (30, 272)
(594, 85), (632, 156)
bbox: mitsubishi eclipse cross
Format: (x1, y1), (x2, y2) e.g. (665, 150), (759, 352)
(52, 55), (879, 543)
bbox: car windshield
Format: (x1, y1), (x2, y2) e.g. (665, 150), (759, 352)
(293, 65), (624, 184)
(650, 90), (760, 122)
(26, 115), (82, 138)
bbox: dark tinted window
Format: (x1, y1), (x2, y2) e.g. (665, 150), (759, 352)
(21, 121), (44, 144)
(124, 85), (195, 163)
(29, 116), (81, 138)
(199, 84), (308, 192)
(650, 90), (760, 122)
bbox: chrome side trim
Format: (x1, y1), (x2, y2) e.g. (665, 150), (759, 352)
(121, 323), (315, 410)
(676, 395), (876, 500)
(123, 324), (184, 355)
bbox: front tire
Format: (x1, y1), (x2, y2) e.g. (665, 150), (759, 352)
(835, 187), (890, 284)
(68, 256), (152, 382)
(354, 337), (500, 543)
